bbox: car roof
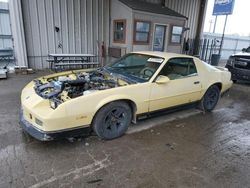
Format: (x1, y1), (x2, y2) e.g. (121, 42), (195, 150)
(131, 51), (197, 60)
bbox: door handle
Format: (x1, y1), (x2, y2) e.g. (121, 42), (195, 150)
(194, 81), (200, 84)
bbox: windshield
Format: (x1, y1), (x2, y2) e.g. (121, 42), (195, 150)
(105, 54), (164, 82)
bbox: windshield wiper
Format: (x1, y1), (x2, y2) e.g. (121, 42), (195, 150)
(104, 67), (140, 84)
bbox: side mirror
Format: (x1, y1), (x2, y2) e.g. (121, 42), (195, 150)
(242, 48), (246, 52)
(155, 75), (170, 84)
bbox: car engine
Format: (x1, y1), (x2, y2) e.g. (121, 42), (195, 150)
(33, 70), (121, 102)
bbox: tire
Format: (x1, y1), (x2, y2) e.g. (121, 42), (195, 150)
(92, 101), (132, 140)
(232, 80), (237, 83)
(200, 85), (220, 112)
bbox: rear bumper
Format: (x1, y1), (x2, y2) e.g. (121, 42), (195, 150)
(20, 109), (91, 141)
(226, 65), (250, 81)
(221, 88), (230, 97)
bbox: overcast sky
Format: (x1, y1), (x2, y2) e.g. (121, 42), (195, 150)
(203, 0), (250, 36)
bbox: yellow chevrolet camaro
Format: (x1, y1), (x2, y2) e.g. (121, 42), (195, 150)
(20, 52), (232, 141)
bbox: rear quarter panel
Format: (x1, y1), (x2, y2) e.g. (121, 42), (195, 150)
(194, 58), (232, 95)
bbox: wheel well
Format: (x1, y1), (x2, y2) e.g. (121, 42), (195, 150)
(212, 82), (222, 91)
(122, 99), (137, 123)
(91, 99), (137, 127)
(201, 82), (222, 101)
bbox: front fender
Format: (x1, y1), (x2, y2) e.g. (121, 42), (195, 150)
(94, 94), (136, 113)
(65, 83), (150, 125)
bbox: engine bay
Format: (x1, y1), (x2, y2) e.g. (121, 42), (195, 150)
(33, 69), (129, 104)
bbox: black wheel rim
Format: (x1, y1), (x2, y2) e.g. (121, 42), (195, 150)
(103, 107), (126, 134)
(205, 88), (219, 109)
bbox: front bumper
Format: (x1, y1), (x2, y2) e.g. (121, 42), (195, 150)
(20, 110), (91, 141)
(226, 65), (250, 81)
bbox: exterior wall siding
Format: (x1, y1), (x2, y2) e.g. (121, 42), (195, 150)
(0, 2), (13, 49)
(110, 0), (133, 52)
(164, 0), (201, 39)
(21, 0), (201, 69)
(132, 11), (185, 53)
(142, 0), (201, 39)
(165, 0), (201, 39)
(21, 0), (109, 69)
(110, 0), (186, 55)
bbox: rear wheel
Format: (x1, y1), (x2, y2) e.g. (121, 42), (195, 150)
(93, 101), (132, 140)
(200, 85), (220, 112)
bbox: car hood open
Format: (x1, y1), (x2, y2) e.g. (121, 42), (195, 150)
(33, 69), (131, 105)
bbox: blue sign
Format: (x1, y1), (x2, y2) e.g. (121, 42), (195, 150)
(213, 0), (235, 15)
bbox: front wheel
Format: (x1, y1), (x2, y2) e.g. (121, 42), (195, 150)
(92, 101), (132, 140)
(200, 85), (220, 112)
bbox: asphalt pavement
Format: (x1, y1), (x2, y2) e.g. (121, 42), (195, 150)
(0, 71), (250, 188)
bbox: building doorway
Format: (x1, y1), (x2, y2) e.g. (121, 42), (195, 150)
(153, 24), (167, 51)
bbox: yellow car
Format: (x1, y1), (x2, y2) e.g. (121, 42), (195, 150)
(20, 52), (232, 141)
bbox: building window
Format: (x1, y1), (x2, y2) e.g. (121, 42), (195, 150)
(171, 26), (183, 44)
(113, 20), (126, 43)
(134, 20), (151, 44)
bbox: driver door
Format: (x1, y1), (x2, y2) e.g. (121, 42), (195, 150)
(149, 57), (202, 112)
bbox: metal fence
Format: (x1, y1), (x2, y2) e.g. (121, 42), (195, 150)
(200, 33), (250, 61)
(198, 38), (220, 63)
(182, 33), (250, 63)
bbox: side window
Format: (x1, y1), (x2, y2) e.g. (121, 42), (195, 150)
(160, 58), (197, 80)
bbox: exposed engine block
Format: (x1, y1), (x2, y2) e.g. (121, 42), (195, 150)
(34, 70), (118, 100)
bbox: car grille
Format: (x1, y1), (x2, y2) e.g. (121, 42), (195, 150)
(234, 57), (250, 70)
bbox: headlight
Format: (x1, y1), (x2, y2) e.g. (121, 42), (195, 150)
(227, 56), (235, 66)
(50, 100), (58, 109)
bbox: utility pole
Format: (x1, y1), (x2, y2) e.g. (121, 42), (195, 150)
(193, 0), (208, 55)
(219, 15), (228, 55)
(209, 19), (213, 33)
(213, 16), (217, 33)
